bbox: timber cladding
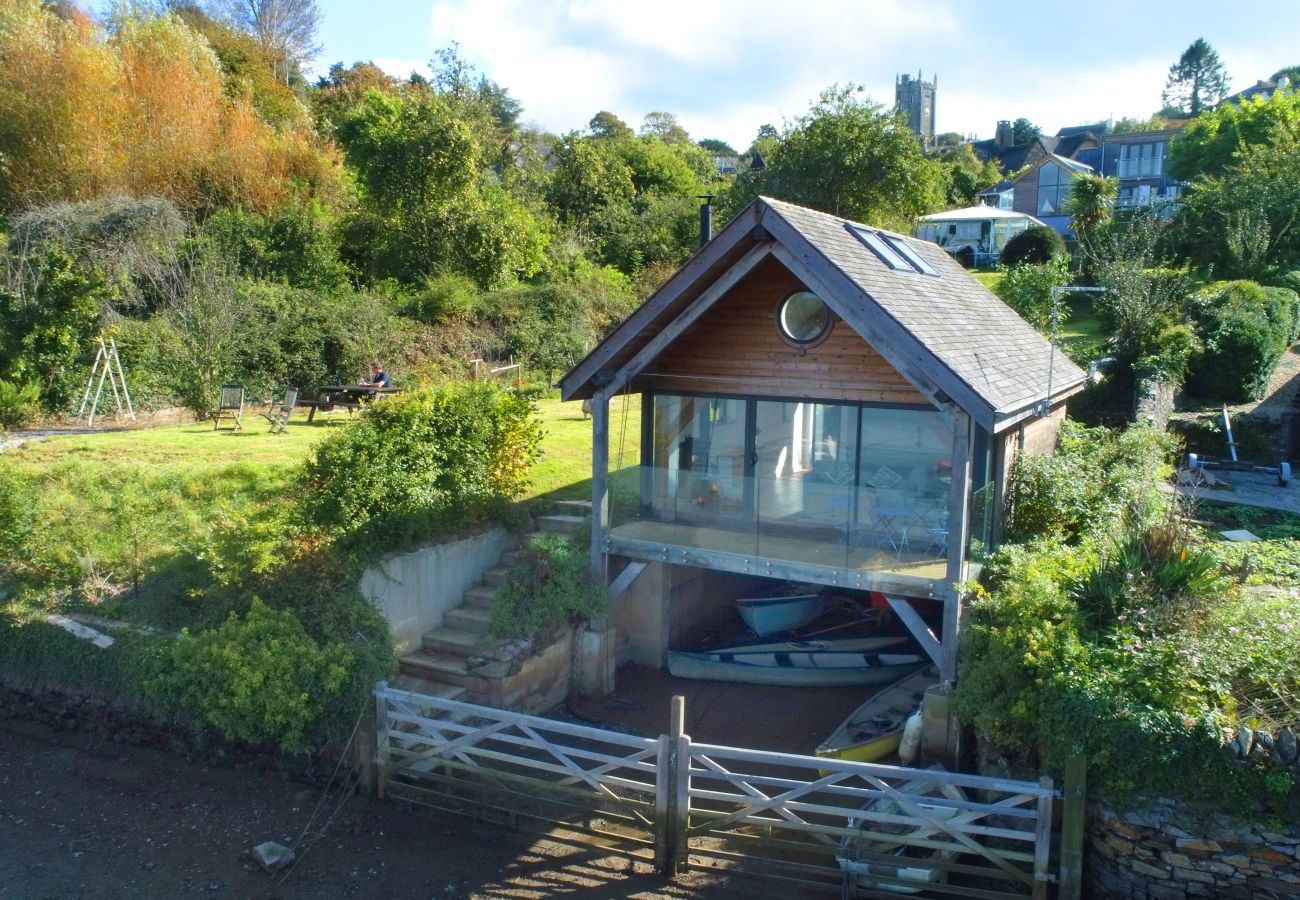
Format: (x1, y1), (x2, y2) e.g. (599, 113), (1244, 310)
(639, 256), (929, 405)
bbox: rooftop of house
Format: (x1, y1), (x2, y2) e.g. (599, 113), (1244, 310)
(919, 205), (1044, 223)
(562, 196), (1087, 432)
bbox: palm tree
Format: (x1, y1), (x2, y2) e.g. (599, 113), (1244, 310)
(1065, 173), (1119, 241)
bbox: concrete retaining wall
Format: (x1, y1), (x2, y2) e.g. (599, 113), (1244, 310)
(359, 527), (512, 654)
(1088, 801), (1300, 899)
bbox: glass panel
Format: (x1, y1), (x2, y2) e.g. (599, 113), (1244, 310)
(647, 394), (751, 531)
(753, 401), (857, 566)
(612, 396), (957, 580)
(856, 408), (953, 562)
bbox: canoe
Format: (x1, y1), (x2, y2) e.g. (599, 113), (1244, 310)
(666, 638), (924, 687)
(734, 593), (827, 636)
(816, 666), (938, 764)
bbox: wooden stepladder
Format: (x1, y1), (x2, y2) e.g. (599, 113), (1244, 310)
(77, 335), (135, 427)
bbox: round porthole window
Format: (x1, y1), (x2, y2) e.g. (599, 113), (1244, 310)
(778, 291), (832, 346)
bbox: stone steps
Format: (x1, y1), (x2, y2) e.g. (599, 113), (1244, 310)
(421, 626), (486, 656)
(535, 514), (588, 538)
(462, 583), (503, 610)
(482, 565), (512, 587)
(444, 604), (492, 634)
(393, 673), (467, 702)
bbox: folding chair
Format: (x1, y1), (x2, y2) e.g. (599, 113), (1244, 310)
(213, 384), (245, 431)
(260, 387), (298, 435)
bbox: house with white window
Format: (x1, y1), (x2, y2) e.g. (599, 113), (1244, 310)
(1098, 128), (1184, 210)
(1009, 153), (1095, 237)
(915, 205), (1046, 267)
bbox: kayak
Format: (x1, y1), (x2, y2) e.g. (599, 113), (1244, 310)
(815, 666), (938, 763)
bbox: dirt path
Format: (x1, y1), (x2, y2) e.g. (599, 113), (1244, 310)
(0, 718), (749, 900)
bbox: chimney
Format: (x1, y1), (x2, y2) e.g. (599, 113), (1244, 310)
(698, 194), (714, 248)
(995, 120), (1014, 150)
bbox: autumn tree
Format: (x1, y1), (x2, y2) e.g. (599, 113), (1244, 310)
(215, 0), (321, 83)
(1162, 38), (1230, 117)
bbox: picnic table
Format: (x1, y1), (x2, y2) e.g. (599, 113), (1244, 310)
(303, 384), (400, 422)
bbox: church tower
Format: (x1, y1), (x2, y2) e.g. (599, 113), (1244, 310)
(895, 71), (937, 143)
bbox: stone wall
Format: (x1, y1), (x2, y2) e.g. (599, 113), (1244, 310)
(359, 527), (512, 654)
(1088, 801), (1300, 899)
(1135, 377), (1176, 429)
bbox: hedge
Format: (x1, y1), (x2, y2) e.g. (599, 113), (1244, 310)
(1186, 280), (1300, 402)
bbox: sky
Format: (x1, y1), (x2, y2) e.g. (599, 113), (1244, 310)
(221, 2), (1300, 149)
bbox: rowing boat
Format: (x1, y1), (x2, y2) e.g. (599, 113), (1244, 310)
(734, 593), (827, 636)
(815, 666), (938, 763)
(666, 637), (924, 687)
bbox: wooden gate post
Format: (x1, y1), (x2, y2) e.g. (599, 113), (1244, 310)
(658, 695), (690, 877)
(374, 680), (391, 800)
(1033, 774), (1055, 900)
(1059, 756), (1087, 900)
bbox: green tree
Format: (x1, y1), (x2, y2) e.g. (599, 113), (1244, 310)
(1169, 87), (1300, 182)
(1173, 118), (1300, 277)
(1111, 114), (1171, 134)
(640, 111), (690, 144)
(334, 88), (548, 286)
(696, 137), (737, 156)
(1064, 173), (1119, 241)
(1272, 65), (1300, 84)
(1012, 117), (1042, 144)
(1162, 38), (1230, 117)
(732, 84), (945, 228)
(937, 142), (1003, 207)
(588, 110), (633, 141)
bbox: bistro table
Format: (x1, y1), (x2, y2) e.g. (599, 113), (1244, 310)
(304, 384), (400, 422)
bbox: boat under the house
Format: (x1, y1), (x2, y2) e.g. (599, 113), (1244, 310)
(560, 196), (1087, 760)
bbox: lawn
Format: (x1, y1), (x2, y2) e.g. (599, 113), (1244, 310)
(972, 269), (1106, 360)
(1, 395), (625, 626)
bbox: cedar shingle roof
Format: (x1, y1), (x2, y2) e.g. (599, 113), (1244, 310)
(561, 197), (1088, 432)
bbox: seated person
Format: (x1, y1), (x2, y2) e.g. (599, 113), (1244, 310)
(360, 361), (392, 389)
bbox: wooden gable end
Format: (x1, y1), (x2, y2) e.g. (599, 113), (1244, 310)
(638, 256), (929, 405)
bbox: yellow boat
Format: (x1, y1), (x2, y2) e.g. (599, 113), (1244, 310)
(815, 666), (938, 763)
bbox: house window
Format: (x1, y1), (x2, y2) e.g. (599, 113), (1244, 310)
(1036, 163), (1074, 216)
(997, 191), (1013, 210)
(777, 291), (833, 347)
(1117, 142), (1165, 178)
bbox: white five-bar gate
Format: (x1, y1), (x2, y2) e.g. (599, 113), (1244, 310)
(375, 682), (1061, 899)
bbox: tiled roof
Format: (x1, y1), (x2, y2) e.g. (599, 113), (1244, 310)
(760, 198), (1086, 425)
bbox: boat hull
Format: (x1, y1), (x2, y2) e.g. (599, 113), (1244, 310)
(816, 667), (939, 763)
(666, 651), (925, 687)
(734, 593), (827, 636)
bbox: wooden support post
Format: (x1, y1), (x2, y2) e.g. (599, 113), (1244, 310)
(1032, 775), (1055, 900)
(941, 409), (972, 686)
(373, 680), (390, 800)
(591, 387), (610, 583)
(1059, 756), (1087, 900)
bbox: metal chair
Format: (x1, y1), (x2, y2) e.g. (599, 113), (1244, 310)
(212, 384), (245, 431)
(260, 387), (298, 435)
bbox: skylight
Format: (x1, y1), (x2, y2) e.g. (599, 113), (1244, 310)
(846, 224), (939, 277)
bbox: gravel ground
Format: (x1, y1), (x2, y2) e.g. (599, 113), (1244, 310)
(0, 717), (752, 900)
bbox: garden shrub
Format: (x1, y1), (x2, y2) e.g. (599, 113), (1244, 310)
(1197, 590), (1300, 732)
(1004, 421), (1177, 544)
(995, 256), (1071, 332)
(0, 464), (33, 558)
(1000, 225), (1066, 267)
(1132, 323), (1200, 383)
(0, 378), (40, 430)
(300, 380), (542, 551)
(1187, 280), (1296, 401)
(149, 598), (353, 752)
(490, 532), (606, 644)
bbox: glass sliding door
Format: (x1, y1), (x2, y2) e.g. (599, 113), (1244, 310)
(856, 407), (953, 560)
(753, 400), (858, 565)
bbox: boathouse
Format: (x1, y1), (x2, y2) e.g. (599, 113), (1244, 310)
(560, 196), (1087, 689)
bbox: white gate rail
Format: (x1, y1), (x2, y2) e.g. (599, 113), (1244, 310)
(374, 682), (1058, 897)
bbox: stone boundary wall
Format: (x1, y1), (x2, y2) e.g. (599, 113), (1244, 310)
(1088, 801), (1300, 899)
(1135, 376), (1176, 430)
